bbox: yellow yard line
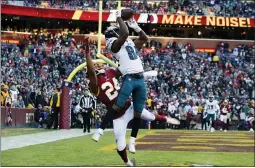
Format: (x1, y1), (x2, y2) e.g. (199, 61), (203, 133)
(100, 142), (171, 151)
(100, 130), (253, 151)
(154, 133), (252, 136)
(136, 130), (157, 139)
(100, 141), (254, 151)
(171, 146), (216, 150)
(100, 130), (157, 151)
(154, 130), (250, 133)
(177, 138), (254, 143)
(136, 142), (171, 144)
(99, 144), (116, 151)
(179, 136), (252, 139)
(137, 142), (254, 146)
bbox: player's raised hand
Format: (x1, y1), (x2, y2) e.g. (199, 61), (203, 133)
(127, 17), (141, 33)
(83, 37), (90, 55)
(115, 9), (122, 18)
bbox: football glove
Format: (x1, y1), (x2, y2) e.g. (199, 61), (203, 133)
(116, 9), (122, 19)
(127, 17), (142, 33)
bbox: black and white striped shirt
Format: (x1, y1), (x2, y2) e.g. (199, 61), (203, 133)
(79, 95), (95, 110)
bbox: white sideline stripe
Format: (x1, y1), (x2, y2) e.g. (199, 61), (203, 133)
(1, 129), (113, 151)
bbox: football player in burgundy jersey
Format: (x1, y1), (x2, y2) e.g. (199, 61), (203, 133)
(219, 100), (231, 132)
(248, 100), (254, 132)
(83, 38), (179, 166)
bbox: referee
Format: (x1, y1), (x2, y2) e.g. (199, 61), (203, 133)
(79, 90), (95, 133)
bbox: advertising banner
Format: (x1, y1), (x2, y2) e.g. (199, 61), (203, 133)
(2, 4), (255, 28)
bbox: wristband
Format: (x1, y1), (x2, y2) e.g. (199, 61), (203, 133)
(85, 50), (90, 55)
(134, 26), (142, 33)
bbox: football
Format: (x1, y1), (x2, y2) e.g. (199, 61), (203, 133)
(121, 8), (134, 21)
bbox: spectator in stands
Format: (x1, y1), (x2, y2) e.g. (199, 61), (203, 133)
(14, 95), (25, 108)
(35, 90), (46, 108)
(1, 84), (10, 106)
(179, 104), (187, 129)
(3, 0), (255, 18)
(20, 86), (34, 108)
(9, 85), (19, 105)
(147, 96), (152, 110)
(34, 104), (48, 128)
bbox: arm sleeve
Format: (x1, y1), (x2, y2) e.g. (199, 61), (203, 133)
(216, 104), (220, 111)
(204, 104), (207, 112)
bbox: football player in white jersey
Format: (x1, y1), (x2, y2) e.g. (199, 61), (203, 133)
(204, 94), (220, 132)
(101, 10), (148, 153)
(248, 107), (254, 132)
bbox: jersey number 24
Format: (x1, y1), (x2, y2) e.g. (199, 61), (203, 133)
(101, 78), (120, 101)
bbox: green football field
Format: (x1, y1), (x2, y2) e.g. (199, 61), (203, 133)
(1, 129), (254, 167)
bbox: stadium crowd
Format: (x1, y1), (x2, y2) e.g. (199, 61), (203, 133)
(2, 0), (255, 18)
(1, 29), (254, 130)
(141, 40), (254, 130)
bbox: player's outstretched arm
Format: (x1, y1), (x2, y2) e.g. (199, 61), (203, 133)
(127, 17), (148, 49)
(84, 37), (98, 95)
(204, 104), (208, 113)
(115, 68), (122, 79)
(111, 11), (129, 53)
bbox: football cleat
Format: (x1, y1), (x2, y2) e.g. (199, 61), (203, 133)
(126, 158), (135, 167)
(92, 128), (104, 142)
(131, 158), (136, 167)
(210, 127), (215, 132)
(128, 137), (136, 154)
(166, 117), (180, 125)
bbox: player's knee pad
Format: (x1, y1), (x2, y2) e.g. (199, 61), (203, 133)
(141, 109), (155, 121)
(116, 137), (126, 151)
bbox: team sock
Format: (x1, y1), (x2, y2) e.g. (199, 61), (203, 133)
(155, 114), (167, 122)
(248, 122), (252, 129)
(131, 117), (141, 138)
(117, 147), (128, 163)
(211, 120), (215, 128)
(100, 108), (116, 130)
(141, 110), (155, 121)
(224, 122), (228, 130)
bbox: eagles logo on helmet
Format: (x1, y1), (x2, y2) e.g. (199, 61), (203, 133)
(105, 25), (120, 40)
(209, 94), (214, 102)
